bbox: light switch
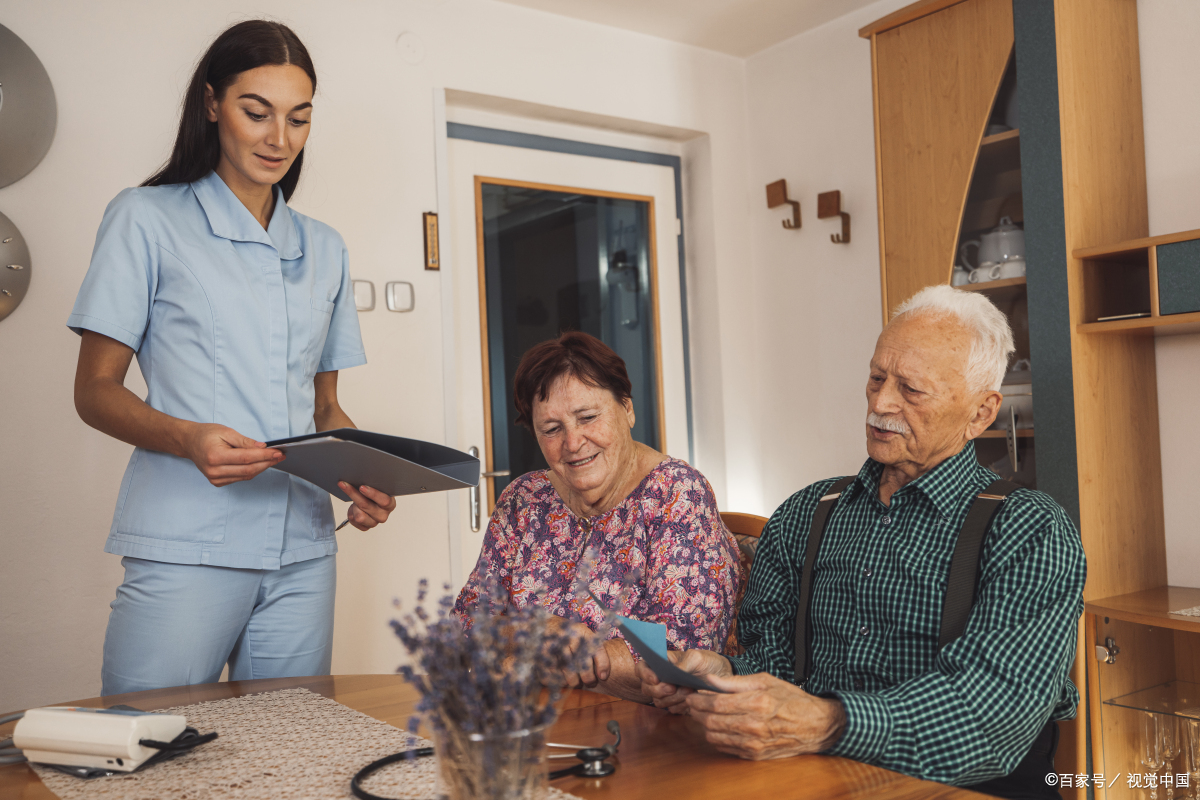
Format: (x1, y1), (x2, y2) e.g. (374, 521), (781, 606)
(352, 280), (375, 311)
(386, 281), (415, 312)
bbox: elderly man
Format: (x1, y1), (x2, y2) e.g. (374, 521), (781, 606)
(640, 285), (1085, 799)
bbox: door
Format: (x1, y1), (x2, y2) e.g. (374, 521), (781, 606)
(445, 137), (685, 585)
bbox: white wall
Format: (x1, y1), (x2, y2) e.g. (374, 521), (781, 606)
(1138, 0), (1200, 589)
(0, 0), (753, 711)
(738, 0), (908, 512)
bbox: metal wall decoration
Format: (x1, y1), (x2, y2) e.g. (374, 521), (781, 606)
(0, 24), (58, 189)
(817, 190), (851, 244)
(0, 211), (31, 322)
(766, 180), (801, 230)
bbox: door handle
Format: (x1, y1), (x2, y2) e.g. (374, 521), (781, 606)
(467, 447), (511, 532)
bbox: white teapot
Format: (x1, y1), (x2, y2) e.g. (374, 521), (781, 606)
(960, 217), (1026, 270)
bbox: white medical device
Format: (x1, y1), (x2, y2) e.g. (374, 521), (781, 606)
(13, 706), (188, 772)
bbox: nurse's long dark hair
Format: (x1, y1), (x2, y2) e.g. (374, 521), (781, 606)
(142, 20), (316, 201)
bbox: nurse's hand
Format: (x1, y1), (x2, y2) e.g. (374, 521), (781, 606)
(338, 482), (397, 530)
(184, 423), (284, 487)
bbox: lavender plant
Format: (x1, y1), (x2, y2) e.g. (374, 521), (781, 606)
(390, 560), (637, 800)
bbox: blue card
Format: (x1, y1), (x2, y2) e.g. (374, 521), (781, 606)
(615, 619), (727, 694)
(616, 615), (668, 660)
(587, 588), (725, 693)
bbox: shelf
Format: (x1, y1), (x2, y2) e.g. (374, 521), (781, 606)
(956, 276), (1025, 292)
(981, 128), (1019, 146)
(1074, 228), (1200, 260)
(1074, 229), (1200, 330)
(1105, 680), (1200, 720)
(1086, 586), (1200, 634)
(977, 429), (1034, 438)
(954, 276), (1027, 307)
(1078, 310), (1200, 335)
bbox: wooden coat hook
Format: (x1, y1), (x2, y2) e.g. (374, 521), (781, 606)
(766, 179), (800, 229)
(818, 191), (851, 243)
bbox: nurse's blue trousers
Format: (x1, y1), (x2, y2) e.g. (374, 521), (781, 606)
(101, 555), (336, 696)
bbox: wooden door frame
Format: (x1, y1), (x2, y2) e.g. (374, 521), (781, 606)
(472, 175), (668, 511)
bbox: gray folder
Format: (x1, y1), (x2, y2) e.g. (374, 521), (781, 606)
(265, 428), (480, 502)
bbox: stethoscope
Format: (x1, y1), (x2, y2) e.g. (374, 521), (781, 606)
(349, 720), (621, 800)
(546, 720), (621, 780)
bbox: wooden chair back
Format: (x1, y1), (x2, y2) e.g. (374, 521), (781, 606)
(721, 512), (768, 539)
(720, 511), (769, 657)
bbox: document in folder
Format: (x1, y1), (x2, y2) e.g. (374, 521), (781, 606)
(265, 428), (481, 502)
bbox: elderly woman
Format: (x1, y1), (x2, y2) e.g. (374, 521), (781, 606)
(454, 331), (740, 701)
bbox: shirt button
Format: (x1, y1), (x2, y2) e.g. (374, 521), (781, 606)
(860, 626), (869, 637)
(853, 679), (865, 690)
(863, 567), (873, 578)
(882, 516), (892, 525)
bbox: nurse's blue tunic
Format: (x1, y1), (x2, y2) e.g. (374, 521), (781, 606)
(68, 170), (366, 570)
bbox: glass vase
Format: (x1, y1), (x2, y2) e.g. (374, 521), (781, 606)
(433, 722), (548, 800)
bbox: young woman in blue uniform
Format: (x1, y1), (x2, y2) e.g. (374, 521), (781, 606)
(69, 21), (395, 695)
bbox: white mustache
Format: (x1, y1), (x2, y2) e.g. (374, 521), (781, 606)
(867, 412), (911, 435)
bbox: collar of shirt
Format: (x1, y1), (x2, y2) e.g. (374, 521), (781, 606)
(190, 170), (303, 259)
(844, 442), (982, 518)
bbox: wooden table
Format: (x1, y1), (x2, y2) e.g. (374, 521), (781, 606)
(0, 675), (984, 799)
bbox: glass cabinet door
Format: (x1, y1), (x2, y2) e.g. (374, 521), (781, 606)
(478, 181), (662, 500)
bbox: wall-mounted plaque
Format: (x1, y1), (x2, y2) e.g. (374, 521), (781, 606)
(423, 212), (439, 270)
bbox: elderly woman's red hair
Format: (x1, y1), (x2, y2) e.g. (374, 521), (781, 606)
(512, 331), (632, 430)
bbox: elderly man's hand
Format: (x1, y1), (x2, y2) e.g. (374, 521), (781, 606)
(683, 672), (847, 760)
(636, 649), (732, 714)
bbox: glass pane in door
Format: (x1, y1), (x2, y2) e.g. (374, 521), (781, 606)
(479, 181), (660, 501)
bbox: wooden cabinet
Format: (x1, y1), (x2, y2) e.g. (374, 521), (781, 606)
(868, 0), (1014, 318)
(1086, 590), (1200, 800)
(862, 1), (1169, 797)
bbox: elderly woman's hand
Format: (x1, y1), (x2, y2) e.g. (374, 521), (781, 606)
(563, 638), (628, 689)
(547, 617), (625, 689)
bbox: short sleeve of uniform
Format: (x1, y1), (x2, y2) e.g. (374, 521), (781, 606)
(317, 243), (366, 372)
(67, 189), (157, 351)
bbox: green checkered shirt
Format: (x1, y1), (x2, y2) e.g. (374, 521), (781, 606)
(726, 444), (1085, 786)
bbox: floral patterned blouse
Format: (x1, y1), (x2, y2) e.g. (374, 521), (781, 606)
(453, 458), (741, 654)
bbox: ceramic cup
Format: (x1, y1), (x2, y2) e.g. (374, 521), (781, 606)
(998, 256), (1026, 279)
(952, 265), (971, 286)
(969, 263), (1001, 284)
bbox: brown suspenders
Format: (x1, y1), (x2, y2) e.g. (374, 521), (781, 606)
(792, 476), (1020, 686)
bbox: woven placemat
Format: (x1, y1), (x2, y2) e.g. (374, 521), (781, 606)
(30, 688), (582, 800)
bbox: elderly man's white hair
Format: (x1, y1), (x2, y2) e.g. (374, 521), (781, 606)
(890, 285), (1015, 392)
